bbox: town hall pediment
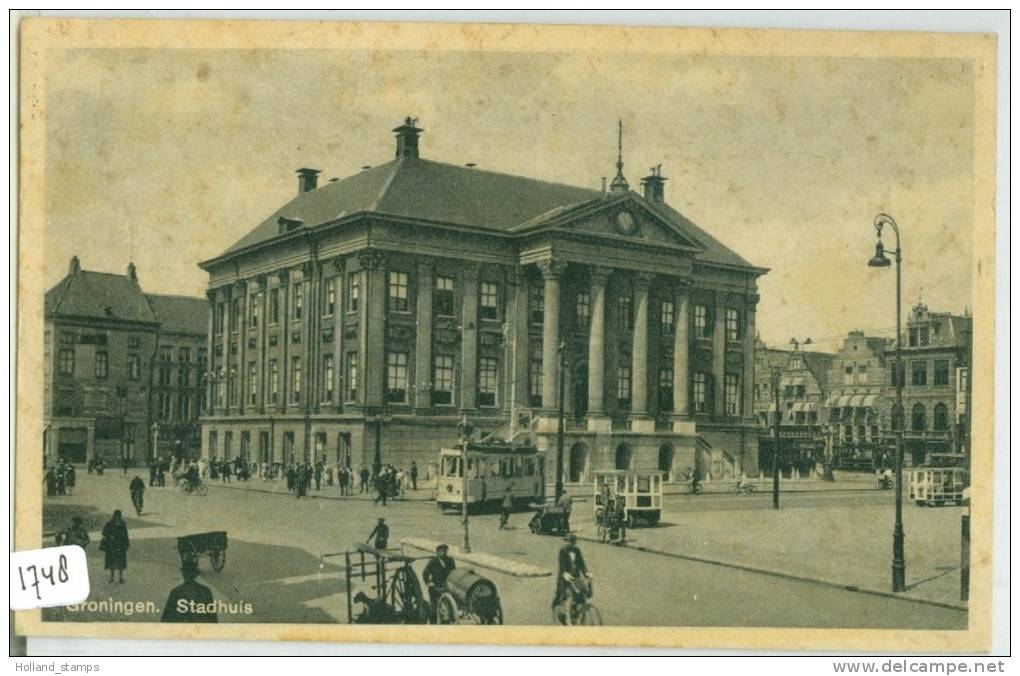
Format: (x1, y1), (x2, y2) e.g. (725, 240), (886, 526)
(556, 197), (702, 251)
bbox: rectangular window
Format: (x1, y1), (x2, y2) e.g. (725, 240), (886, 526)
(269, 359), (279, 403)
(919, 327), (929, 346)
(249, 295), (259, 329)
(323, 354), (334, 402)
(844, 364), (854, 385)
(694, 304), (709, 338)
(179, 348), (191, 363)
(478, 357), (498, 407)
(529, 284), (544, 325)
(216, 367), (225, 406)
(95, 351), (108, 378)
(231, 298), (240, 332)
(432, 355), (454, 406)
(248, 361), (257, 405)
(160, 346), (174, 362)
(159, 392), (171, 420)
(575, 291), (590, 330)
(480, 282), (499, 321)
(346, 353), (358, 402)
(618, 293), (633, 331)
(291, 357), (302, 402)
(435, 275), (455, 317)
(224, 432), (233, 459)
(127, 336), (140, 349)
(385, 352), (408, 403)
(658, 367), (673, 411)
(269, 288), (280, 324)
(293, 284), (303, 320)
(180, 395), (191, 420)
(911, 360), (927, 386)
(857, 364), (868, 384)
(890, 362), (903, 388)
(693, 372), (707, 413)
(934, 359), (950, 386)
(616, 365), (632, 408)
(722, 375), (738, 415)
(529, 354), (543, 407)
(725, 308), (740, 341)
(179, 363), (191, 387)
(58, 349), (75, 375)
(128, 354), (140, 380)
(661, 299), (675, 335)
(208, 431), (218, 459)
(348, 273), (360, 312)
(388, 271), (410, 313)
(324, 278), (336, 316)
(228, 366), (237, 405)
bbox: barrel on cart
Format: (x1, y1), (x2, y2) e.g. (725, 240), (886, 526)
(177, 531), (228, 571)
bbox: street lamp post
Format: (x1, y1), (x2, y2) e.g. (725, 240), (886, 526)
(555, 340), (566, 503)
(458, 414), (473, 553)
(772, 368), (781, 510)
(868, 212), (906, 593)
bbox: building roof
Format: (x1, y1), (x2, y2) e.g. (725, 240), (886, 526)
(145, 294), (208, 336)
(45, 270), (158, 325)
(800, 351), (837, 393)
(216, 157), (757, 271)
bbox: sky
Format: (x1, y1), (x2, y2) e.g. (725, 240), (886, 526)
(42, 47), (976, 350)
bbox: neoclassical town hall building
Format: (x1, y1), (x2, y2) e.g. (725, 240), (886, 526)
(199, 119), (766, 481)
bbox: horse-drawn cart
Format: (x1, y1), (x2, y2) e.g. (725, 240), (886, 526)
(176, 531), (228, 571)
(322, 544), (429, 624)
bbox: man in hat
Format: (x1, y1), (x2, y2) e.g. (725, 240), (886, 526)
(366, 517), (389, 550)
(161, 559), (218, 623)
(423, 543), (456, 620)
(553, 532), (589, 612)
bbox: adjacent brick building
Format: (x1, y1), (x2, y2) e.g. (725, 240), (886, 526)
(43, 258), (207, 465)
(198, 118), (766, 481)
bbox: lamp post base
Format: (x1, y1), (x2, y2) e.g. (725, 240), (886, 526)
(892, 524), (906, 592)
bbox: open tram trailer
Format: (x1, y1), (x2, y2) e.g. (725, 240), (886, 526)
(909, 467), (969, 507)
(593, 470), (663, 527)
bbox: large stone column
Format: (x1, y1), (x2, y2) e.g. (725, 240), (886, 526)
(743, 293), (759, 419)
(587, 267), (611, 430)
(237, 280), (248, 415)
(331, 258), (345, 414)
(630, 273), (654, 432)
(713, 293), (728, 417)
(538, 259), (566, 415)
(460, 264), (480, 412)
(672, 283), (694, 433)
(279, 269), (290, 414)
(414, 258), (433, 412)
(257, 275), (268, 414)
(205, 289), (216, 416)
(511, 268), (530, 421)
(219, 286), (231, 414)
(360, 250), (387, 408)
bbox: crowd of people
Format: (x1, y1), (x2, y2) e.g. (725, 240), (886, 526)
(44, 461), (76, 497)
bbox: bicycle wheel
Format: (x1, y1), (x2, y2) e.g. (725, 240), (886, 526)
(196, 483), (209, 496)
(435, 592), (459, 625)
(597, 523), (608, 543)
(576, 603), (603, 626)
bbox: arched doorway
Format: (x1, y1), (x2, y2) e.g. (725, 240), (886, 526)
(658, 444), (674, 480)
(568, 442), (588, 483)
(615, 443), (632, 470)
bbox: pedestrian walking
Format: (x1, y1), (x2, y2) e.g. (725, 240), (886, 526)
(156, 462), (166, 487)
(359, 465), (370, 493)
(129, 475), (146, 515)
(149, 462), (158, 487)
(325, 464), (334, 488)
(161, 559), (218, 623)
(410, 461), (419, 491)
(44, 468), (56, 497)
(55, 465), (66, 496)
(296, 464), (308, 498)
(314, 462), (322, 491)
(500, 488), (513, 530)
(64, 463), (76, 496)
(122, 455), (130, 474)
(221, 460), (232, 483)
(100, 510), (130, 584)
(557, 492), (573, 533)
(366, 517), (389, 550)
(373, 473), (388, 506)
(286, 465), (296, 492)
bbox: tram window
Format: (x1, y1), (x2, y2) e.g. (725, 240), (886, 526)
(638, 477), (650, 493)
(514, 459), (523, 477)
(489, 460), (500, 477)
(443, 456), (461, 477)
(502, 460), (512, 478)
(467, 458), (477, 478)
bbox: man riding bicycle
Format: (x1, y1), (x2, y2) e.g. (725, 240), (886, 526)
(552, 533), (591, 616)
(129, 475), (146, 515)
(422, 543), (456, 621)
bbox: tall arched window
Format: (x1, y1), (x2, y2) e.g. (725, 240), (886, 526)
(911, 403), (926, 432)
(933, 403), (949, 432)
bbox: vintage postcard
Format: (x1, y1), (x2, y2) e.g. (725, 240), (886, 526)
(14, 18), (998, 651)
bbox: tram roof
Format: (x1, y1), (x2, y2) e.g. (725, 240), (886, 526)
(441, 443), (541, 455)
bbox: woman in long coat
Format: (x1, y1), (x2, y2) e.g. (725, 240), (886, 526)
(100, 510), (130, 583)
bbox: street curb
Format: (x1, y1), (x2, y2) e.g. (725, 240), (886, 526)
(203, 481), (435, 502)
(572, 533), (968, 613)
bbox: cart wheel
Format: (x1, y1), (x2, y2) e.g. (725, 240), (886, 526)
(179, 481), (190, 494)
(481, 598), (503, 625)
(435, 592), (458, 625)
(210, 549), (226, 572)
(576, 603), (603, 626)
(389, 565), (426, 623)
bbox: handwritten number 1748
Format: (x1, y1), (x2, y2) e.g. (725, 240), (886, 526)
(17, 554), (69, 601)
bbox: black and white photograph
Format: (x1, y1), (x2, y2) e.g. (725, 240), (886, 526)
(13, 16), (1001, 653)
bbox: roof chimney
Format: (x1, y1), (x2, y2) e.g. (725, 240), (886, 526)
(641, 165), (667, 203)
(296, 168), (321, 194)
(68, 256), (81, 276)
(393, 117), (422, 160)
(126, 262), (137, 282)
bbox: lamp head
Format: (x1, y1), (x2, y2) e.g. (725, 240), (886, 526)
(868, 240), (892, 268)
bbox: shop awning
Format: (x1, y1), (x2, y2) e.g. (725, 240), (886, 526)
(780, 376), (805, 387)
(849, 394), (866, 407)
(835, 395), (853, 408)
(862, 394), (879, 408)
(824, 396), (835, 407)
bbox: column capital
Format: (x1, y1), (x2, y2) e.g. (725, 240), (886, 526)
(745, 292), (761, 307)
(205, 288), (219, 303)
(332, 256), (346, 273)
(536, 259), (567, 280)
(633, 271), (655, 291)
(255, 274), (269, 290)
(416, 256), (437, 275)
(461, 262), (481, 282)
(301, 260), (314, 277)
(276, 268), (290, 284)
(232, 279), (247, 294)
(589, 265), (613, 287)
(358, 249), (388, 271)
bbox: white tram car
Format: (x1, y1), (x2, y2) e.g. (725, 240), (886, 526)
(436, 442), (546, 511)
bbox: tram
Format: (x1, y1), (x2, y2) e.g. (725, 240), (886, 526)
(436, 442), (546, 512)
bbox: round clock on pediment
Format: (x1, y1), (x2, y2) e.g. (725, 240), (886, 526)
(615, 209), (637, 235)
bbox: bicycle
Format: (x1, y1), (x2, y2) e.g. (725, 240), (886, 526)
(552, 574), (602, 626)
(730, 481), (757, 495)
(179, 478), (209, 496)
